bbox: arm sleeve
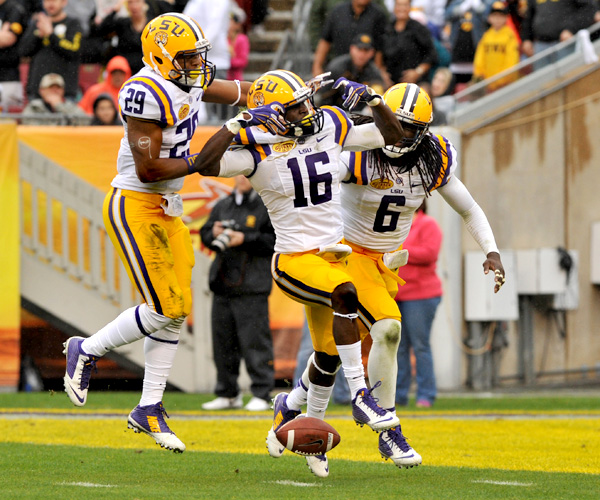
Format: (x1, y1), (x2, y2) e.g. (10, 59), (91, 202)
(343, 122), (386, 151)
(217, 149), (257, 178)
(437, 176), (500, 255)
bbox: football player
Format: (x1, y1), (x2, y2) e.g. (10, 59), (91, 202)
(190, 69), (406, 477)
(284, 83), (507, 475)
(62, 12), (257, 453)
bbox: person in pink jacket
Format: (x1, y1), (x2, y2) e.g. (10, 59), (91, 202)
(395, 200), (443, 408)
(227, 10), (250, 82)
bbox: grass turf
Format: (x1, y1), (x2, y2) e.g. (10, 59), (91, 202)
(1, 391), (599, 499)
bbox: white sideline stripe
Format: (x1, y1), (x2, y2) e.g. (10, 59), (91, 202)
(270, 480), (319, 487)
(57, 481), (116, 488)
(472, 480), (533, 486)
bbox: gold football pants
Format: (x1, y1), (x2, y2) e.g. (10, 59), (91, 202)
(103, 188), (194, 319)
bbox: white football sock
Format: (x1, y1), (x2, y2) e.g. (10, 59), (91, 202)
(139, 318), (182, 407)
(336, 341), (367, 397)
(286, 364), (309, 411)
(306, 382), (333, 419)
(367, 319), (401, 409)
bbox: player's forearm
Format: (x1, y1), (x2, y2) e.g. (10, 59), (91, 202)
(371, 102), (403, 145)
(191, 127), (234, 177)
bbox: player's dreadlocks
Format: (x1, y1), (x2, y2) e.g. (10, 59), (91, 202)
(350, 113), (448, 197)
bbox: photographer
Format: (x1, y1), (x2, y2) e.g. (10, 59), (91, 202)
(200, 175), (276, 411)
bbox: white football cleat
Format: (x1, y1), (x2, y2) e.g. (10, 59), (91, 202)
(379, 426), (422, 468)
(352, 386), (399, 432)
(306, 454), (329, 478)
(244, 397), (270, 411)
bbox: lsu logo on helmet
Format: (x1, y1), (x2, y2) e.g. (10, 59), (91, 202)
(141, 13), (215, 89)
(246, 70), (325, 138)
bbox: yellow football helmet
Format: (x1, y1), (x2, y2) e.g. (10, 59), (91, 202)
(382, 83), (433, 157)
(141, 13), (215, 88)
(247, 70), (324, 137)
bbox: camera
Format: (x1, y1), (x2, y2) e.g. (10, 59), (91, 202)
(211, 220), (239, 252)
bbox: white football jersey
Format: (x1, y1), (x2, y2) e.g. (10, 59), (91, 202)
(341, 134), (458, 252)
(112, 67), (205, 194)
(218, 106), (386, 253)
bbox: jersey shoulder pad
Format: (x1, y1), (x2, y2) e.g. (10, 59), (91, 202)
(321, 105), (353, 146)
(427, 134), (456, 192)
(119, 75), (177, 127)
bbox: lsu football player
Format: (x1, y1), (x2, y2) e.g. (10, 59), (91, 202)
(62, 13), (258, 453)
(286, 83), (507, 474)
(190, 69), (406, 477)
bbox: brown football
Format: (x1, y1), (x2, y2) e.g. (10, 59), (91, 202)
(275, 417), (341, 456)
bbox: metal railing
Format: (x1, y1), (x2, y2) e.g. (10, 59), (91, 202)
(269, 0), (313, 79)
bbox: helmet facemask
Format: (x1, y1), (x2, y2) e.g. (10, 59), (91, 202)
(166, 44), (215, 89)
(283, 96), (324, 138)
(383, 119), (430, 157)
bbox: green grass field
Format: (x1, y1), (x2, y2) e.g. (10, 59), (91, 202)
(1, 391), (599, 499)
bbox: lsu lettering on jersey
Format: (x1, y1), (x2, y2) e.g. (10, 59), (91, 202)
(219, 106), (386, 253)
(113, 67), (205, 194)
(341, 134), (457, 252)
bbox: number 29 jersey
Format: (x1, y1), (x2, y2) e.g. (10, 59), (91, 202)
(113, 67), (205, 194)
(218, 106), (386, 254)
(340, 134), (458, 252)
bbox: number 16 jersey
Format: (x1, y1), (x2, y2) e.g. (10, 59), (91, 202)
(218, 106), (386, 253)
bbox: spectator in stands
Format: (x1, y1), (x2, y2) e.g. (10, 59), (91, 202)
(472, 2), (520, 90)
(308, 0), (388, 50)
(78, 55), (131, 115)
(520, 0), (596, 60)
(395, 200), (443, 408)
(184, 0), (231, 121)
(411, 0), (448, 33)
(19, 0), (83, 102)
(381, 0), (438, 86)
(200, 175), (276, 412)
(445, 0), (494, 87)
(235, 0), (271, 34)
(65, 0), (105, 64)
(0, 0), (28, 112)
(94, 0), (149, 74)
(227, 7), (249, 82)
(312, 0), (390, 78)
(429, 66), (455, 122)
(319, 33), (385, 110)
(90, 93), (121, 125)
(21, 72), (89, 125)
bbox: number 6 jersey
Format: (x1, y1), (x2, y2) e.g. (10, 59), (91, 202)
(113, 66), (205, 194)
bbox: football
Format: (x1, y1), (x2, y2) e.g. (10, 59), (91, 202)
(275, 417), (341, 456)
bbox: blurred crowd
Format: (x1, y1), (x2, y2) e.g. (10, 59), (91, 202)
(1, 0), (598, 125)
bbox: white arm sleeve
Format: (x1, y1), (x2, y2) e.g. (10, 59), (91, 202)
(217, 149), (256, 178)
(343, 123), (386, 151)
(438, 176), (499, 255)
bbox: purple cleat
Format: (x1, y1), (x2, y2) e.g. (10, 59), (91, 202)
(127, 401), (185, 453)
(266, 392), (301, 458)
(63, 336), (98, 407)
